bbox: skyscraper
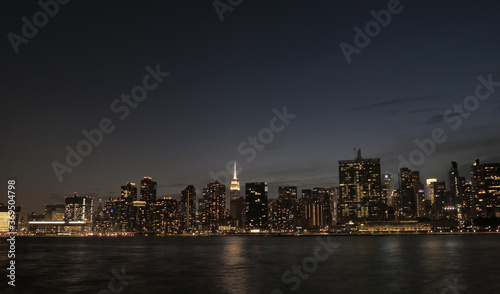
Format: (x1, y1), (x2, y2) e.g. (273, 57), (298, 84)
(202, 180), (226, 232)
(381, 174), (393, 208)
(229, 162), (244, 229)
(139, 177), (157, 231)
(275, 186), (298, 231)
(180, 185), (196, 232)
(432, 181), (446, 220)
(121, 182), (137, 204)
(471, 159), (500, 218)
(338, 149), (382, 224)
(399, 168), (421, 220)
(64, 192), (94, 231)
(449, 161), (463, 223)
(140, 177), (157, 204)
(245, 182), (269, 231)
(425, 178), (437, 204)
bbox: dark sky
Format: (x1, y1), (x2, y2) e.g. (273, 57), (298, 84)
(1, 0), (499, 213)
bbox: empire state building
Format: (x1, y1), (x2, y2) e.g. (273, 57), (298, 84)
(230, 161), (240, 200)
(229, 161), (244, 228)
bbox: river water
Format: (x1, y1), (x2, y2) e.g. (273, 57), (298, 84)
(1, 235), (499, 293)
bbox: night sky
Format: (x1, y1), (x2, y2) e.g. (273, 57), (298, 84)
(1, 0), (499, 213)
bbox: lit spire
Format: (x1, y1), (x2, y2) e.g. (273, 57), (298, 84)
(233, 161), (237, 180)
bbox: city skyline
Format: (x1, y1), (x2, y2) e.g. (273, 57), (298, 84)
(7, 151), (498, 215)
(2, 1), (500, 215)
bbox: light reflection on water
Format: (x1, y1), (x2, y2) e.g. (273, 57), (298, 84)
(1, 235), (499, 293)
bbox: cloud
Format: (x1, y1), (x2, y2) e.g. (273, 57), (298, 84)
(422, 112), (460, 125)
(408, 108), (433, 114)
(351, 95), (439, 112)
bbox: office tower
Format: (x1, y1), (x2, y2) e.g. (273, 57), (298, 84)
(449, 162), (463, 223)
(302, 187), (331, 229)
(432, 181), (446, 219)
(98, 197), (127, 232)
(301, 189), (323, 228)
(338, 149), (382, 224)
(44, 204), (65, 221)
(121, 182), (137, 204)
(245, 182), (269, 231)
(471, 159), (500, 218)
(381, 174), (393, 207)
(64, 192), (93, 222)
(415, 182), (426, 218)
(316, 187), (334, 228)
(202, 180), (226, 232)
(151, 196), (180, 234)
(328, 187), (340, 225)
(140, 177), (157, 204)
(275, 186), (297, 232)
(461, 181), (474, 222)
(392, 189), (401, 220)
(268, 198), (279, 231)
(64, 192), (94, 232)
(229, 162), (244, 228)
(425, 178), (437, 205)
(139, 177), (157, 231)
(180, 185), (197, 232)
(399, 168), (421, 220)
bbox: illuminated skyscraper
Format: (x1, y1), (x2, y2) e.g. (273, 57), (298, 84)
(121, 182), (137, 204)
(229, 162), (244, 228)
(275, 186), (297, 231)
(425, 178), (437, 204)
(230, 161), (240, 199)
(151, 196), (180, 234)
(139, 177), (157, 231)
(471, 159), (500, 218)
(202, 180), (226, 232)
(64, 192), (94, 231)
(338, 149), (382, 224)
(381, 174), (393, 207)
(245, 182), (269, 231)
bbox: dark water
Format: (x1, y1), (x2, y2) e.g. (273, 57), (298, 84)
(1, 235), (499, 294)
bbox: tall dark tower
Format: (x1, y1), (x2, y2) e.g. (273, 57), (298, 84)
(180, 185), (196, 232)
(140, 177), (157, 204)
(449, 161), (463, 223)
(399, 168), (420, 220)
(338, 149), (382, 224)
(245, 182), (269, 231)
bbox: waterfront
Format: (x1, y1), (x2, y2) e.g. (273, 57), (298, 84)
(1, 235), (499, 293)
